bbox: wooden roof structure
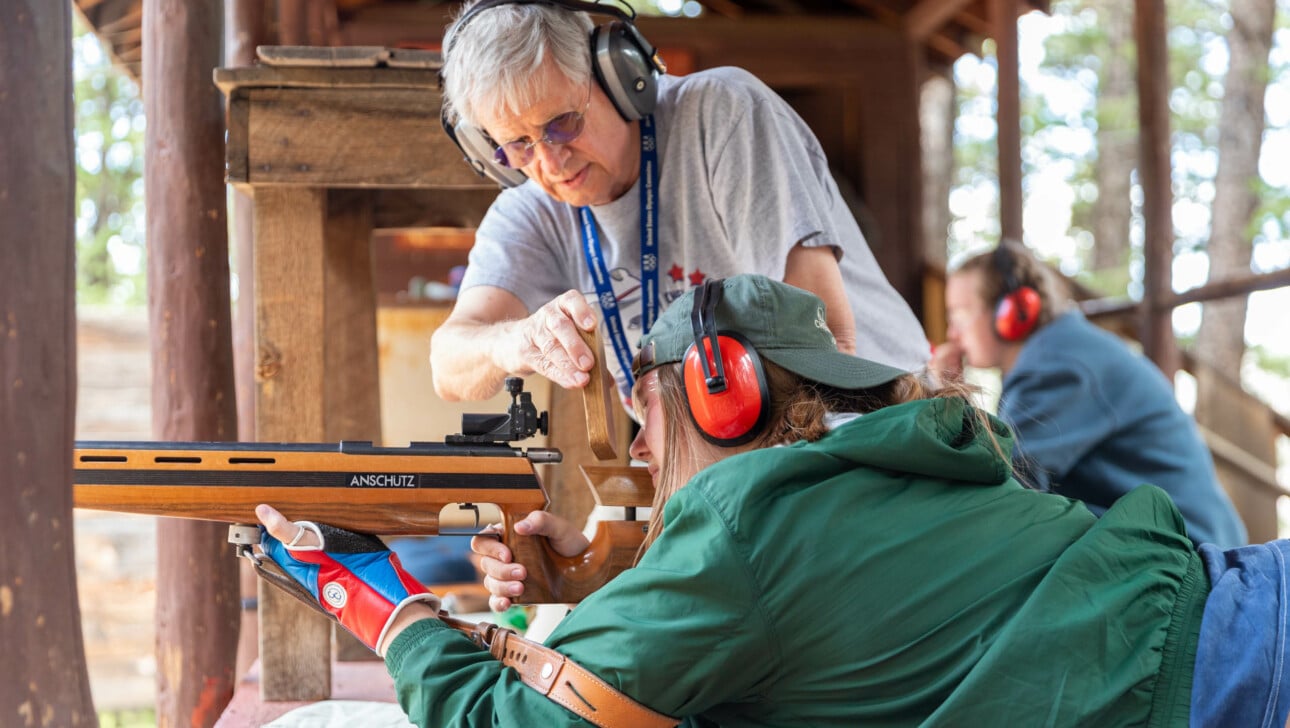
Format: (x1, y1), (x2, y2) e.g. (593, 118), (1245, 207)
(77, 0), (1050, 84)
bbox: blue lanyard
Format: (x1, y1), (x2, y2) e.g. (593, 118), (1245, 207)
(580, 115), (659, 393)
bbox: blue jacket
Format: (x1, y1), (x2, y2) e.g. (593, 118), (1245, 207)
(1001, 310), (1246, 548)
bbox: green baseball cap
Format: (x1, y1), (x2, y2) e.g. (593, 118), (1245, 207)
(632, 274), (910, 390)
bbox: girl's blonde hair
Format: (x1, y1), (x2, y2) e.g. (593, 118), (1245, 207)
(637, 361), (1008, 552)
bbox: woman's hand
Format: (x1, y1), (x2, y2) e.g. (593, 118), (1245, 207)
(471, 511), (590, 612)
(502, 290), (599, 390)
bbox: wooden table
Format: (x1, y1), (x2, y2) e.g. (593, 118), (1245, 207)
(215, 50), (626, 706)
(216, 52), (495, 702)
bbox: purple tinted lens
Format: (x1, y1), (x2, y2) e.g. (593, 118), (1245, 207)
(544, 111), (585, 144)
(493, 146), (516, 169)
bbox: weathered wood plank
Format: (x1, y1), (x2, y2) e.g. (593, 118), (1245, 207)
(1194, 365), (1278, 543)
(225, 95), (250, 183)
(253, 186), (332, 700)
(214, 66), (440, 94)
(321, 189), (387, 664)
(245, 87), (491, 188)
(257, 45), (390, 67)
(324, 189), (382, 446)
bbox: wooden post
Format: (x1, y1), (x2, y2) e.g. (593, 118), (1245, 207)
(1193, 365), (1278, 543)
(253, 187), (334, 699)
(226, 0), (269, 683)
(991, 0), (1024, 242)
(855, 38), (926, 315)
(143, 0), (242, 724)
(0, 1), (97, 723)
(324, 189), (385, 662)
(1134, 0), (1179, 378)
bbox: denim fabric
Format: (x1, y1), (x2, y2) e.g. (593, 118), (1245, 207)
(1191, 540), (1290, 728)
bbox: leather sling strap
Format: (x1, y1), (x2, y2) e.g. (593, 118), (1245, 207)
(441, 614), (679, 728)
(244, 541), (677, 727)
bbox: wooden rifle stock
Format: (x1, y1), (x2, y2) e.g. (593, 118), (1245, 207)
(73, 439), (651, 603)
(76, 332), (648, 603)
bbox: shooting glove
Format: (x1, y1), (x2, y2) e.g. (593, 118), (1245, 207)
(259, 522), (440, 655)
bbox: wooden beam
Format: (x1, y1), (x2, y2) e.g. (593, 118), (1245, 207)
(906, 0), (976, 40)
(253, 186), (334, 700)
(231, 82), (492, 188)
(1199, 425), (1289, 497)
(1135, 0), (1178, 377)
(323, 189), (384, 663)
(953, 7), (993, 37)
(372, 188), (499, 229)
(225, 0), (269, 683)
(0, 0), (98, 720)
(1166, 267), (1290, 308)
(991, 0), (1023, 242)
(143, 0), (241, 724)
(697, 0), (745, 18)
(1082, 268), (1290, 321)
(337, 11), (909, 86)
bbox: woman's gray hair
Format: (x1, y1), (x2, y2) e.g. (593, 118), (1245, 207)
(442, 1), (594, 129)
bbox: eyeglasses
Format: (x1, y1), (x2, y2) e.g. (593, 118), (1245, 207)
(492, 91), (592, 169)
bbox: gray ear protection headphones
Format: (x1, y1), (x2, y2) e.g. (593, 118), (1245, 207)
(439, 0), (666, 188)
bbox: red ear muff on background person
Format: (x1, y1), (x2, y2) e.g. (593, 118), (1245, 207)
(683, 280), (769, 447)
(990, 242), (1042, 342)
(994, 285), (1041, 341)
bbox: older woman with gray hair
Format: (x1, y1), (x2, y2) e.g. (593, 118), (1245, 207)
(429, 0), (927, 410)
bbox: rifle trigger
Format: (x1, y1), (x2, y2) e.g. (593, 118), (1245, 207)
(461, 503), (481, 529)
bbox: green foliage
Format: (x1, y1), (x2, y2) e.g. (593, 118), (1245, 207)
(1251, 344), (1290, 379)
(73, 16), (146, 306)
(98, 708), (155, 728)
(952, 0), (1290, 393)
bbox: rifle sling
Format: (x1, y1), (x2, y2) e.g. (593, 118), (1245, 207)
(247, 552), (678, 728)
(439, 613), (679, 728)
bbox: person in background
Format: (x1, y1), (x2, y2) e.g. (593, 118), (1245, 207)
(429, 0), (927, 410)
(259, 275), (1287, 727)
(930, 239), (1246, 548)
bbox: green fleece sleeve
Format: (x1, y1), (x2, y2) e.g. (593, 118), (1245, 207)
(383, 485), (772, 726)
(545, 485), (777, 719)
(385, 617), (593, 728)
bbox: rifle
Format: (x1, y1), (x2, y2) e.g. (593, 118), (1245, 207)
(74, 375), (652, 604)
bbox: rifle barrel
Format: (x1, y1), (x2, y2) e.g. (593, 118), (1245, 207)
(73, 440), (548, 536)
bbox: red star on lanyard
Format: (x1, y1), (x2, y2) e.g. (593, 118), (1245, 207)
(688, 269), (707, 286)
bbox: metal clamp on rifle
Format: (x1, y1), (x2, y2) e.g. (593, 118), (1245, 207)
(446, 377), (549, 445)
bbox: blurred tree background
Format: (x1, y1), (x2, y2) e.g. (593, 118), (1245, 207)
(74, 15), (146, 306)
(949, 0), (1290, 404)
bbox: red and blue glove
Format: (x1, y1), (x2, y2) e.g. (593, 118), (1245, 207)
(259, 521), (440, 654)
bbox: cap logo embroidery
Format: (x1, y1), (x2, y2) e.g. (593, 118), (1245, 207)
(814, 306), (835, 345)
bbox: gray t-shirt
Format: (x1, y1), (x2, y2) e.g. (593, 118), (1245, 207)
(461, 66), (928, 400)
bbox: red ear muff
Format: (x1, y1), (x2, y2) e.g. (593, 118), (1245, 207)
(682, 332), (769, 446)
(994, 285), (1041, 341)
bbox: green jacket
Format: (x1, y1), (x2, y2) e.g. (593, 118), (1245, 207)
(385, 398), (1208, 727)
